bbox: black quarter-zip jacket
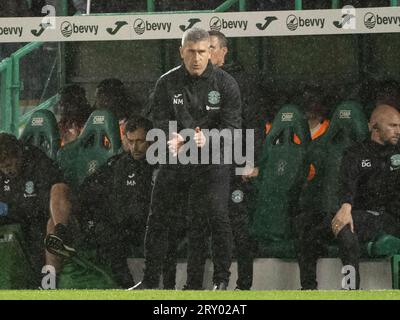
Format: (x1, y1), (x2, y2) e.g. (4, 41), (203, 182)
(79, 152), (155, 247)
(151, 61), (242, 164)
(0, 143), (65, 226)
(339, 139), (400, 214)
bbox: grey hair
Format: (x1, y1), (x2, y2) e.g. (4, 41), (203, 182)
(181, 27), (210, 47)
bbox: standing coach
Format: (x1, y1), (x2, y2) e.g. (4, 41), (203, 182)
(132, 27), (242, 290)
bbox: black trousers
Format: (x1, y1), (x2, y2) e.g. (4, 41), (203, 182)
(297, 209), (400, 290)
(185, 175), (256, 289)
(229, 177), (256, 290)
(161, 207), (187, 289)
(143, 165), (233, 288)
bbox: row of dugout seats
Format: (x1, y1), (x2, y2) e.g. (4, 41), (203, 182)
(2, 102), (400, 288)
(252, 101), (400, 288)
(0, 109), (123, 288)
(253, 101), (368, 253)
(19, 109), (121, 189)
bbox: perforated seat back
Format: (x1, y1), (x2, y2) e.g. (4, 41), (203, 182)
(57, 110), (121, 190)
(19, 110), (60, 160)
(252, 104), (311, 243)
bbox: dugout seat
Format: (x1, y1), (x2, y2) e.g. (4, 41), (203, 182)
(297, 101), (368, 258)
(251, 104), (311, 257)
(19, 109), (60, 160)
(298, 100), (369, 217)
(57, 109), (121, 190)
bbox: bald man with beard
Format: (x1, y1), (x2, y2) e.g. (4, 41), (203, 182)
(298, 104), (400, 290)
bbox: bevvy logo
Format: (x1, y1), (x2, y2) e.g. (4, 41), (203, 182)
(209, 16), (248, 32)
(133, 18), (171, 35)
(60, 21), (99, 38)
(286, 14), (325, 31)
(0, 25), (23, 37)
(364, 12), (400, 29)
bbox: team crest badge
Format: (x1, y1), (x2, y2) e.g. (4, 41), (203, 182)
(208, 91), (220, 105)
(25, 181), (34, 194)
(390, 154), (400, 171)
(232, 190), (244, 203)
(23, 181), (37, 198)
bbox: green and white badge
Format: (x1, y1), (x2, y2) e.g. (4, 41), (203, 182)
(232, 190), (244, 203)
(25, 181), (34, 195)
(390, 154), (400, 171)
(208, 91), (220, 105)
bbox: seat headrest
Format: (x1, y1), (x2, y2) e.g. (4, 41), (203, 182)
(57, 109), (122, 189)
(266, 104), (311, 146)
(320, 100), (369, 145)
(78, 109), (121, 154)
(19, 109), (60, 159)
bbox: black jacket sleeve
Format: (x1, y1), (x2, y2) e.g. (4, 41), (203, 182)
(219, 73), (242, 131)
(151, 77), (173, 136)
(339, 148), (360, 207)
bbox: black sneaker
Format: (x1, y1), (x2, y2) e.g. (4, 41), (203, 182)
(213, 282), (228, 291)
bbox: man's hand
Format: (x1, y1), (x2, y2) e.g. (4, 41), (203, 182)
(167, 132), (184, 156)
(194, 127), (206, 148)
(331, 203), (354, 237)
(242, 166), (259, 182)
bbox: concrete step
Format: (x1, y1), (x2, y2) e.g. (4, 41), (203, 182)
(127, 258), (393, 290)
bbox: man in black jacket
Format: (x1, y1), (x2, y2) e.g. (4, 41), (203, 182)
(79, 116), (181, 288)
(132, 27), (242, 290)
(181, 30), (256, 291)
(0, 133), (73, 287)
(298, 103), (400, 290)
(79, 116), (155, 287)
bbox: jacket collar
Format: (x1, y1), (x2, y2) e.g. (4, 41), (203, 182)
(366, 139), (400, 156)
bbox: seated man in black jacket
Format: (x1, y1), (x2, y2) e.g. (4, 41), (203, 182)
(0, 133), (74, 287)
(298, 103), (400, 290)
(79, 116), (168, 287)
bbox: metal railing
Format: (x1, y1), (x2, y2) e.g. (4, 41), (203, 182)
(0, 58), (13, 133)
(18, 94), (59, 125)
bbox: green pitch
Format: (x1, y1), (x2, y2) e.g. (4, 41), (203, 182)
(0, 290), (400, 300)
